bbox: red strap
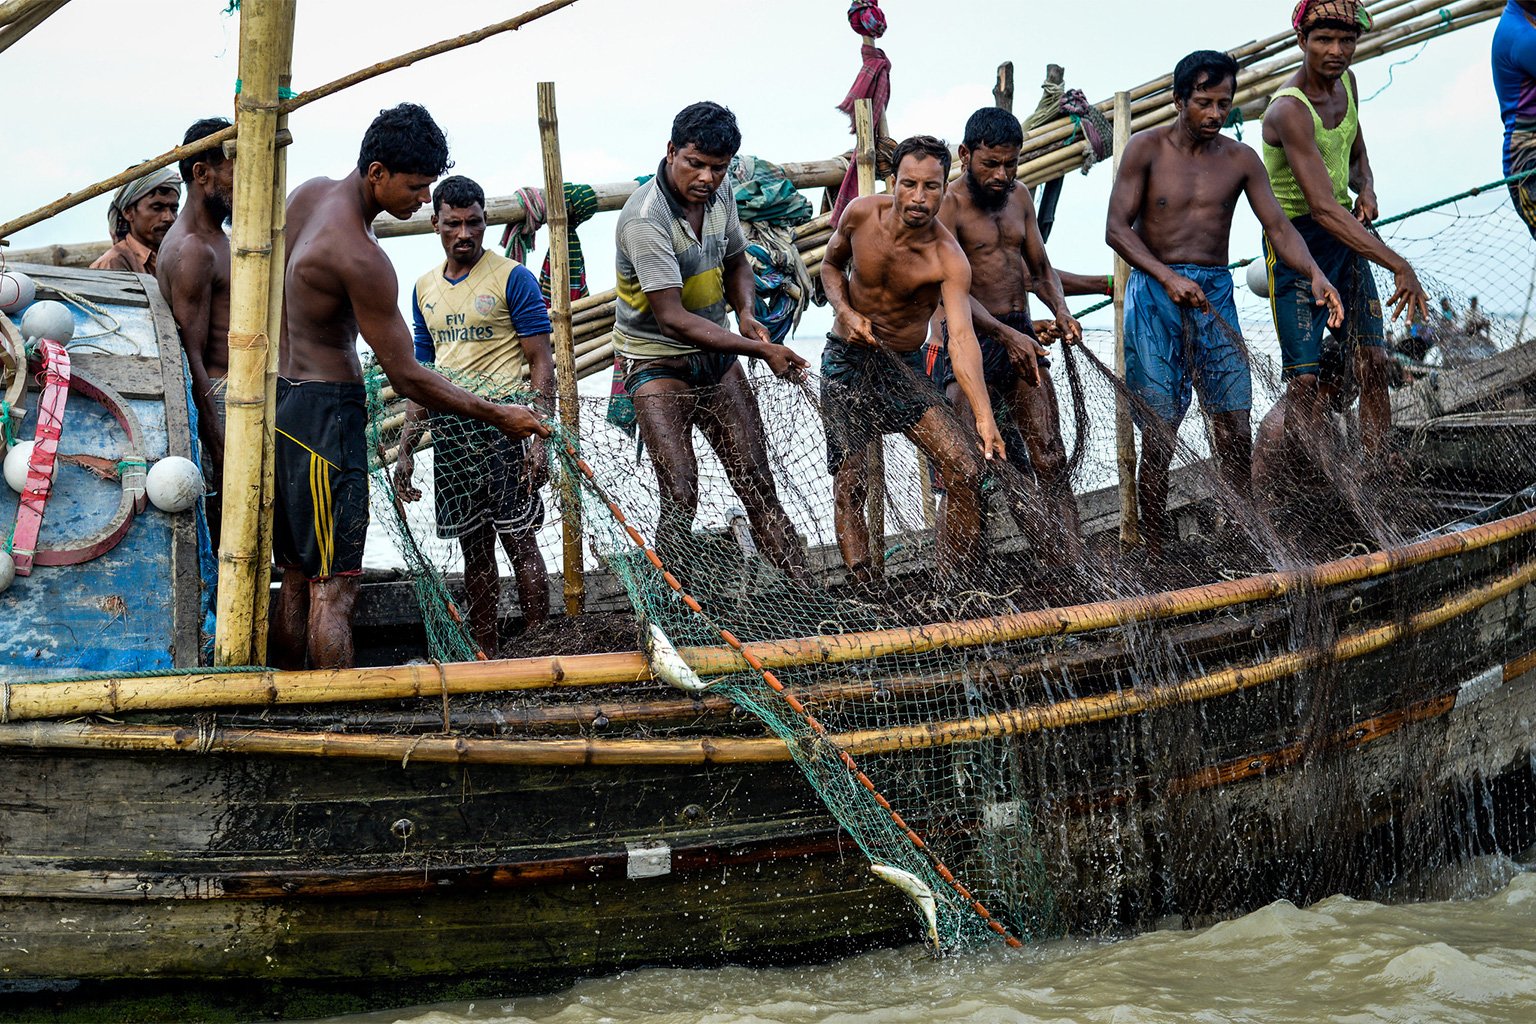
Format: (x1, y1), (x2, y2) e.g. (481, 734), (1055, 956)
(11, 340), (69, 576)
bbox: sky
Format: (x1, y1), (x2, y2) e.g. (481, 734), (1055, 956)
(0, 0), (1507, 335)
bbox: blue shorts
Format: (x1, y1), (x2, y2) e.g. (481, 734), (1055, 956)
(1124, 265), (1252, 426)
(1264, 214), (1385, 380)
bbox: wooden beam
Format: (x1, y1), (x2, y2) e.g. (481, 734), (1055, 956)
(538, 81), (584, 618)
(0, 0), (67, 56)
(854, 98), (885, 575)
(993, 61), (1015, 112)
(1111, 91), (1139, 550)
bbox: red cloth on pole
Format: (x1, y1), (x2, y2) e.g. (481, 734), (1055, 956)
(831, 43), (891, 229)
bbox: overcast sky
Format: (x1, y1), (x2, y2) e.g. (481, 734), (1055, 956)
(0, 0), (1504, 331)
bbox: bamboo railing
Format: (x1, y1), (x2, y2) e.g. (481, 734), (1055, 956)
(2, 548), (1530, 764)
(7, 501), (1535, 723)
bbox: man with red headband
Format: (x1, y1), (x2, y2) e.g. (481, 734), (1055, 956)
(1258, 0), (1428, 487)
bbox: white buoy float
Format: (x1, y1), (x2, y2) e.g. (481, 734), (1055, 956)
(4, 440), (34, 493)
(146, 456), (205, 513)
(0, 549), (13, 593)
(20, 300), (74, 344)
(1245, 260), (1269, 299)
(0, 270), (35, 316)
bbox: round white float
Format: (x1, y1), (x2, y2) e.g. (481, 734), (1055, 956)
(3, 440), (34, 493)
(146, 456), (205, 513)
(0, 549), (13, 593)
(1245, 260), (1269, 299)
(20, 300), (74, 344)
(0, 270), (35, 316)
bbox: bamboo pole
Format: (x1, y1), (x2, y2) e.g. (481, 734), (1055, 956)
(538, 81), (584, 618)
(8, 501), (1535, 723)
(853, 98), (886, 574)
(993, 61), (1015, 112)
(252, 4), (296, 663)
(0, 0), (65, 56)
(214, 0), (284, 667)
(0, 0), (585, 242)
(5, 548), (1529, 766)
(1110, 92), (1139, 550)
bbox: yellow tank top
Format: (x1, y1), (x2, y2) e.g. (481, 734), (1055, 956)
(1262, 73), (1358, 221)
(413, 250), (528, 386)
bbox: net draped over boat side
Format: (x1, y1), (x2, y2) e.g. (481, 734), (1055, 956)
(365, 183), (1536, 951)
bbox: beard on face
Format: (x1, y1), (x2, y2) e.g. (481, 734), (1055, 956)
(204, 189), (233, 225)
(965, 171), (1015, 212)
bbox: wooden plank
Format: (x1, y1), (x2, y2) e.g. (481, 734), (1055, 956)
(68, 354), (164, 399)
(145, 269), (203, 667)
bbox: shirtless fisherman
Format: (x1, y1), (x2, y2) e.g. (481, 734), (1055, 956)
(821, 135), (1005, 585)
(157, 117), (235, 544)
(935, 106), (1086, 551)
(273, 103), (544, 670)
(1107, 50), (1342, 559)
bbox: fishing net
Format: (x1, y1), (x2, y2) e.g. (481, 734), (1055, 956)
(366, 179), (1536, 952)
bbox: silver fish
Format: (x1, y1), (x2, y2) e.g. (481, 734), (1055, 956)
(870, 862), (941, 955)
(646, 623), (710, 694)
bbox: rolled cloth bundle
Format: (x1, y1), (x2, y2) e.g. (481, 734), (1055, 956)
(106, 165), (181, 240)
(847, 0), (886, 38)
(1291, 0), (1374, 33)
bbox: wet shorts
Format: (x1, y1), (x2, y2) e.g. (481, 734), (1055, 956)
(1124, 264), (1252, 426)
(1264, 214), (1385, 380)
(928, 311), (1051, 394)
(621, 350), (738, 394)
(1509, 133), (1536, 240)
(273, 379), (369, 580)
(821, 333), (943, 475)
(429, 409), (545, 540)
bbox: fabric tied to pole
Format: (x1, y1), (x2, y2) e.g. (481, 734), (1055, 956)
(1061, 90), (1114, 174)
(832, 42), (893, 229)
(847, 0), (886, 38)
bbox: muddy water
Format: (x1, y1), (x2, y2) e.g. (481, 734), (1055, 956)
(324, 860), (1536, 1024)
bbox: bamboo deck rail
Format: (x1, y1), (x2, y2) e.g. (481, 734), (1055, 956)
(7, 501), (1535, 723)
(2, 547), (1530, 765)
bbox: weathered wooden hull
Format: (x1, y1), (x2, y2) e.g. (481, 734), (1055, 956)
(7, 280), (1536, 1020)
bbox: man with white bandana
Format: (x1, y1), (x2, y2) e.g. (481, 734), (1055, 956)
(90, 164), (182, 274)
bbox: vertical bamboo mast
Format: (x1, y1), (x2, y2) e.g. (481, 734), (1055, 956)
(853, 98), (885, 572)
(538, 81), (583, 617)
(252, 2), (296, 662)
(993, 61), (1015, 112)
(1111, 91), (1140, 549)
(215, 0), (285, 665)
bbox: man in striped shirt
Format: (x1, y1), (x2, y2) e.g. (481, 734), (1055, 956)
(614, 102), (809, 579)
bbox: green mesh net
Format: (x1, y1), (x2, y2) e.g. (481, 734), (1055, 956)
(364, 179), (1536, 952)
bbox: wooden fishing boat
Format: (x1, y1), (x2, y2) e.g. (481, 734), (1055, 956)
(0, 1), (1524, 1018)
(3, 260), (1536, 1020)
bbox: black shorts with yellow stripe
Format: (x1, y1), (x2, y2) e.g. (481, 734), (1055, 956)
(273, 379), (369, 580)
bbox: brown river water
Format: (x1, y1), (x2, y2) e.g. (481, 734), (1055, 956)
(319, 857), (1536, 1024)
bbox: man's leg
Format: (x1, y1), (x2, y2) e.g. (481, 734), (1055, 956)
(1009, 373), (1082, 558)
(1208, 409), (1254, 504)
(833, 445), (873, 585)
(632, 379), (701, 568)
(305, 575), (361, 670)
(500, 529), (550, 631)
(906, 407), (985, 577)
(459, 521), (502, 655)
(1356, 344), (1392, 455)
(271, 566), (309, 670)
(1136, 419), (1179, 562)
(697, 364), (809, 581)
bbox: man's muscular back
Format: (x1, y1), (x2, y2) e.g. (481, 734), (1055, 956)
(281, 177), (381, 383)
(1127, 128), (1252, 267)
(941, 185), (1038, 317)
(157, 222), (232, 376)
(841, 195), (958, 353)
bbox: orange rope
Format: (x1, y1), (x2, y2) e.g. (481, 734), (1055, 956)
(555, 435), (1025, 950)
